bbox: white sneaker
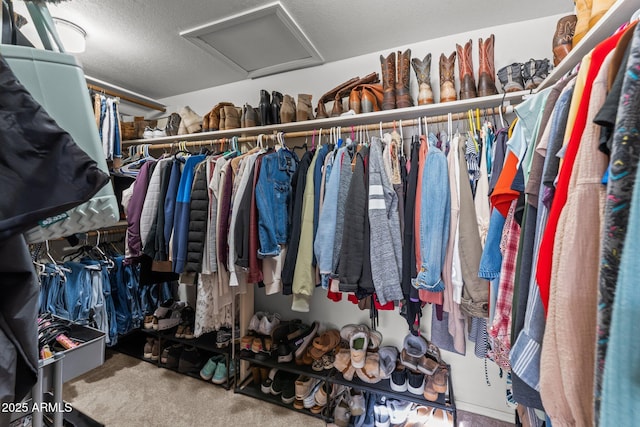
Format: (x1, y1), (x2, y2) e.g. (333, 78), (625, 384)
(142, 126), (154, 139)
(248, 312), (266, 333)
(258, 312), (281, 336)
(153, 128), (167, 138)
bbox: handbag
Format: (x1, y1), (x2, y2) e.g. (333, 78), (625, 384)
(0, 0), (119, 243)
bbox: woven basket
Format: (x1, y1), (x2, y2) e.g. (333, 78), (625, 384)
(120, 121), (136, 140)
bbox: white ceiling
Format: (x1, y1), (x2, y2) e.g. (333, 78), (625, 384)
(14, 0), (574, 100)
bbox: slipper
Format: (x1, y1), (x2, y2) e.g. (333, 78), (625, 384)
(322, 353), (334, 370)
(368, 330), (383, 351)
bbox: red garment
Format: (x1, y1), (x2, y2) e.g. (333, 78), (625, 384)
(536, 30), (624, 312)
(490, 151), (520, 216)
(418, 289), (444, 304)
(247, 154), (264, 283)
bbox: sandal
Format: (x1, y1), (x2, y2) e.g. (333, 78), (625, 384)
(311, 358), (324, 372)
(322, 353), (334, 370)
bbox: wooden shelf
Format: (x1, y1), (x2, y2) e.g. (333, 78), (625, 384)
(536, 0), (640, 91)
(122, 90), (528, 146)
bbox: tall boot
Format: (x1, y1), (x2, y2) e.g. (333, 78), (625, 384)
(477, 35), (498, 97)
(296, 94), (313, 121)
(271, 91), (283, 125)
(553, 15), (577, 66)
(395, 49), (413, 108)
(411, 53), (434, 105)
(456, 39), (477, 100)
(349, 88), (362, 114)
(380, 52), (396, 110)
(280, 94), (296, 123)
(259, 89), (271, 126)
(439, 52), (457, 103)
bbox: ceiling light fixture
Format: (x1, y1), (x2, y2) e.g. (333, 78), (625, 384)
(52, 17), (86, 53)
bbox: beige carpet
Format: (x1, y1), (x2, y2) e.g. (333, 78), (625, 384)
(63, 351), (325, 427)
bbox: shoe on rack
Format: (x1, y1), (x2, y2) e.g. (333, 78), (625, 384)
(350, 330), (368, 369)
(216, 328), (232, 348)
(178, 346), (202, 374)
(281, 375), (296, 405)
(157, 301), (187, 331)
(143, 315), (154, 330)
(294, 375), (317, 401)
(183, 325), (194, 340)
(277, 342), (293, 363)
(212, 357), (233, 385)
(333, 394), (352, 427)
(374, 401), (391, 427)
(142, 126), (154, 139)
(406, 369), (425, 395)
(160, 344), (183, 369)
(390, 362), (408, 392)
(291, 321), (319, 360)
(303, 380), (323, 409)
(497, 63), (525, 93)
(405, 405), (433, 427)
(270, 370), (290, 396)
(261, 368), (278, 394)
(423, 375), (439, 402)
(348, 388), (366, 416)
(143, 337), (154, 360)
(257, 312), (280, 336)
(248, 312), (266, 333)
(150, 339), (159, 361)
(386, 399), (413, 426)
(200, 355), (223, 381)
(432, 365), (448, 393)
(175, 324), (186, 339)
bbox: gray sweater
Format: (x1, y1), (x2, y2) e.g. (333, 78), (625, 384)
(367, 137), (403, 304)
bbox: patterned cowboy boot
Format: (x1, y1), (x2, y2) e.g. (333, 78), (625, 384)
(380, 52), (396, 110)
(439, 52), (457, 103)
(553, 15), (577, 66)
(411, 53), (434, 105)
(477, 34), (498, 97)
(395, 49), (413, 108)
(456, 39), (477, 100)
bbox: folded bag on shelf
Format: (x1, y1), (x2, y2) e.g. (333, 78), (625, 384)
(0, 0), (118, 242)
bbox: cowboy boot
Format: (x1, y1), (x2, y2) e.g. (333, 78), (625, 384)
(349, 88), (361, 114)
(552, 15), (577, 66)
(439, 52), (457, 103)
(280, 94), (296, 123)
(477, 35), (498, 97)
(456, 39), (477, 100)
(572, 0), (592, 47)
(380, 52), (396, 110)
(411, 54), (434, 105)
(497, 63), (525, 93)
(271, 91), (283, 125)
(395, 49), (413, 108)
(522, 59), (550, 90)
(259, 89), (271, 126)
(296, 94), (313, 121)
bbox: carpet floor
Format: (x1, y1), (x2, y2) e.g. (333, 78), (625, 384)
(62, 350), (325, 427)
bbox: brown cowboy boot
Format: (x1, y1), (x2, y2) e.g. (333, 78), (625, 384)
(553, 15), (577, 66)
(456, 40), (477, 99)
(477, 35), (498, 97)
(411, 54), (434, 105)
(395, 49), (413, 108)
(380, 52), (396, 110)
(439, 52), (457, 103)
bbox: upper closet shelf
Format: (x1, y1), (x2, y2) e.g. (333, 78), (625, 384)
(122, 90), (528, 145)
(536, 0), (640, 91)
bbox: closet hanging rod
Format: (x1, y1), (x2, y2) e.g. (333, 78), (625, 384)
(85, 75), (167, 112)
(123, 105), (514, 151)
(88, 83), (167, 112)
(52, 227), (128, 242)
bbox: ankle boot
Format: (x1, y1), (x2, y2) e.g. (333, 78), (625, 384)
(456, 39), (477, 100)
(497, 63), (525, 93)
(395, 49), (413, 108)
(202, 111), (211, 132)
(244, 103), (260, 128)
(380, 52), (396, 110)
(280, 94), (296, 123)
(330, 98), (344, 117)
(553, 15), (577, 66)
(259, 89), (271, 126)
(223, 106), (240, 129)
(349, 89), (361, 114)
(477, 35), (498, 97)
(219, 106), (226, 130)
(271, 91), (283, 125)
(522, 59), (550, 90)
(573, 0), (592, 47)
(296, 94), (313, 121)
(411, 53), (434, 105)
(439, 52), (457, 103)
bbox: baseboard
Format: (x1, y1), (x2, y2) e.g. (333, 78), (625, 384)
(455, 401), (516, 423)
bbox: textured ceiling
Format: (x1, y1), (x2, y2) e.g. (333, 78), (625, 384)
(13, 0), (574, 100)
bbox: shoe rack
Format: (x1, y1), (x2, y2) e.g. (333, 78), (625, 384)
(236, 350), (455, 424)
(114, 327), (237, 390)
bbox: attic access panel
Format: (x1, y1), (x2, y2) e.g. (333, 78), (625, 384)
(180, 2), (323, 78)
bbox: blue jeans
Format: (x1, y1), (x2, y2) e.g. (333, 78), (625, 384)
(125, 262), (143, 328)
(478, 209), (506, 280)
(98, 262), (118, 346)
(256, 149), (298, 257)
(110, 256), (131, 335)
(415, 146), (450, 291)
(41, 265), (70, 319)
(63, 262), (93, 323)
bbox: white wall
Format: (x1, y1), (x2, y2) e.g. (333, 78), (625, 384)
(161, 13), (566, 422)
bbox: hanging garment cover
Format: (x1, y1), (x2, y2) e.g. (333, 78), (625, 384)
(0, 53), (109, 241)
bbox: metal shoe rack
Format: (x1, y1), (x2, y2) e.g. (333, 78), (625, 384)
(113, 328), (236, 390)
(236, 350), (456, 424)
